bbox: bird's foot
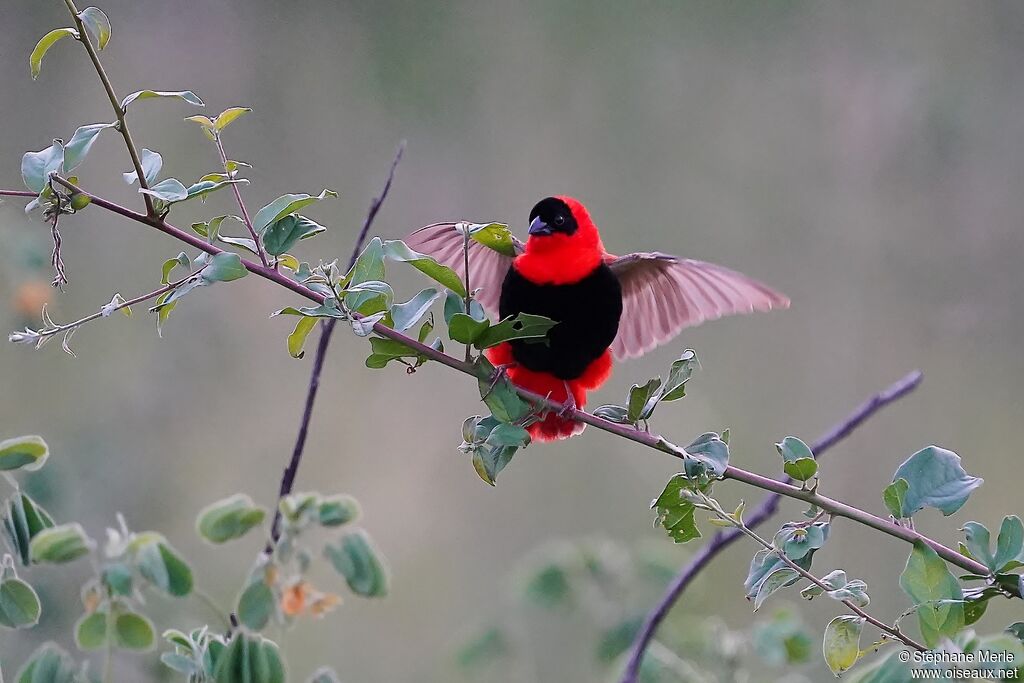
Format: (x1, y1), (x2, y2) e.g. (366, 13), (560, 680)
(482, 363), (516, 399)
(556, 381), (577, 418)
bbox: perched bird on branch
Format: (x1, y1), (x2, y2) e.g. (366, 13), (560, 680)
(406, 196), (788, 441)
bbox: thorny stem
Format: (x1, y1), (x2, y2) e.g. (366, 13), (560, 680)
(213, 133), (268, 266)
(720, 502), (928, 652)
(61, 0), (154, 216)
(19, 176), (1000, 590)
(619, 370), (923, 683)
(265, 141), (405, 549)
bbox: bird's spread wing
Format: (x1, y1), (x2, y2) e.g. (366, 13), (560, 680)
(607, 252), (790, 360)
(403, 222), (523, 316)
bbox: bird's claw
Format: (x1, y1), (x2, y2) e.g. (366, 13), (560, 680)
(556, 382), (577, 418)
(482, 363), (515, 399)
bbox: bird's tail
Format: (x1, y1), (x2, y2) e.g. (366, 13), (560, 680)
(485, 345), (613, 442)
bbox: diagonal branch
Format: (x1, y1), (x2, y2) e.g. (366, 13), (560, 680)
(213, 134), (268, 267)
(619, 369), (923, 682)
(265, 141), (405, 548)
(61, 0), (154, 216)
(34, 174), (997, 587)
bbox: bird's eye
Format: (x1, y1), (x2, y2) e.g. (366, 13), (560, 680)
(553, 215), (565, 226)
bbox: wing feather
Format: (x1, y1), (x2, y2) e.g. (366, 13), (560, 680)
(403, 222), (520, 317)
(608, 253), (789, 360)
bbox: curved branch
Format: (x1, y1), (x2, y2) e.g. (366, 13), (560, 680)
(618, 371), (923, 682)
(37, 175), (997, 587)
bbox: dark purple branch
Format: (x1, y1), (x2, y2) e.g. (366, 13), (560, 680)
(266, 141), (405, 547)
(619, 369), (924, 683)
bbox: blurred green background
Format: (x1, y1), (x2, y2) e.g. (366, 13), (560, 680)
(2, 0), (1023, 680)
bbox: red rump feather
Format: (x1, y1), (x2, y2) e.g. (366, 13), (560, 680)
(486, 343), (613, 442)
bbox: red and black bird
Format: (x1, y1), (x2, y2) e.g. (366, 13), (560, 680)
(406, 196), (788, 441)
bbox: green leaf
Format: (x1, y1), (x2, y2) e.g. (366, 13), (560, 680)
(899, 540), (965, 647)
(449, 313), (489, 345)
(745, 548), (815, 600)
(524, 563), (571, 608)
(776, 436), (817, 481)
(30, 523), (92, 564)
(822, 615), (864, 676)
(382, 239), (466, 297)
(21, 141), (64, 193)
(325, 529), (389, 598)
(660, 349), (698, 401)
(883, 478), (909, 519)
(317, 495), (360, 527)
(287, 317), (318, 359)
(213, 631), (286, 683)
(15, 642), (79, 683)
(123, 148), (162, 185)
(0, 435), (49, 472)
(651, 474), (704, 543)
(101, 562), (133, 596)
(64, 123), (114, 172)
(628, 378), (662, 423)
(214, 106), (251, 131)
(390, 288), (441, 332)
(202, 252), (248, 283)
(596, 617), (643, 664)
(197, 494), (267, 543)
(592, 404), (632, 424)
(475, 313), (557, 349)
(185, 178), (248, 203)
(455, 626), (509, 670)
(466, 222), (518, 257)
(3, 492), (55, 565)
(1008, 622), (1024, 644)
(343, 237), (385, 308)
(776, 521), (831, 561)
(121, 89), (205, 111)
(30, 28), (78, 80)
(252, 190), (337, 234)
(237, 581), (275, 631)
(139, 178), (188, 202)
(75, 611), (107, 650)
(263, 215), (326, 256)
(961, 521), (995, 572)
(994, 515), (1024, 572)
(753, 567), (801, 611)
(133, 535), (193, 596)
(0, 578), (41, 629)
(79, 7), (111, 49)
(474, 359), (531, 423)
(161, 252), (191, 285)
(116, 611), (155, 650)
(890, 446), (983, 517)
(671, 431), (730, 480)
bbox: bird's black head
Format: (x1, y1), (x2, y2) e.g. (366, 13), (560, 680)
(528, 197), (577, 237)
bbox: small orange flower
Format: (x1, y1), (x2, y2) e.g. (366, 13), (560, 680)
(280, 581), (309, 617)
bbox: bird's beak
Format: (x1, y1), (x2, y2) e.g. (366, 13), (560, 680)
(529, 216), (553, 236)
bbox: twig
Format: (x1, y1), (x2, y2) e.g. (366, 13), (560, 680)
(35, 175), (994, 586)
(213, 133), (268, 267)
(61, 0), (154, 216)
(619, 370), (923, 682)
(265, 141), (405, 548)
(0, 189), (39, 197)
(726, 506), (927, 651)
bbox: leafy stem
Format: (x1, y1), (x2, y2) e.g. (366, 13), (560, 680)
(700, 490), (927, 652)
(60, 0), (154, 216)
(213, 133), (267, 267)
(11, 178), (994, 588)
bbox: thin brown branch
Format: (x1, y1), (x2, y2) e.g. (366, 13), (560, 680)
(619, 370), (923, 682)
(61, 0), (154, 215)
(213, 134), (267, 267)
(39, 175), (996, 589)
(0, 189), (39, 197)
(266, 141), (405, 548)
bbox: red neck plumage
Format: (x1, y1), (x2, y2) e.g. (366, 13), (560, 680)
(513, 197), (606, 285)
